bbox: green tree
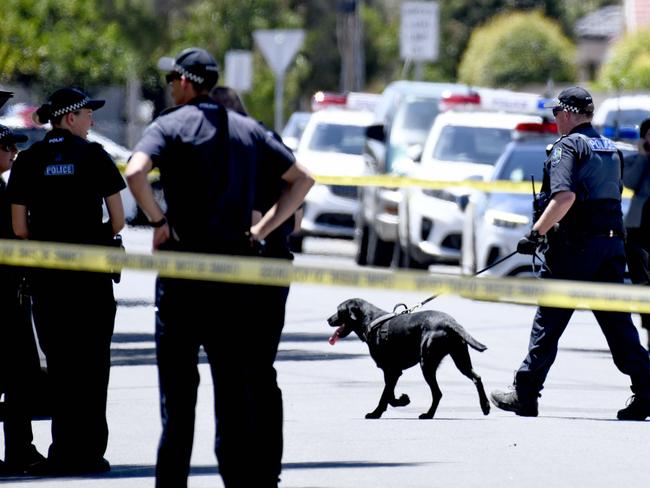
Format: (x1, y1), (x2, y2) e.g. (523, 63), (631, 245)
(457, 10), (575, 88)
(597, 29), (650, 91)
(0, 0), (158, 93)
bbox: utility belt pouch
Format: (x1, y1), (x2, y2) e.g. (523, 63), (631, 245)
(108, 234), (125, 283)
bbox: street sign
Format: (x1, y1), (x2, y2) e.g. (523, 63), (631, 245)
(400, 1), (439, 62)
(224, 50), (253, 93)
(253, 29), (305, 131)
(253, 29), (305, 77)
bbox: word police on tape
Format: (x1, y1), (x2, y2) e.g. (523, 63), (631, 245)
(2, 239), (650, 313)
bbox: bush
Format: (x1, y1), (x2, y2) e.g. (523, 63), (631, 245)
(597, 29), (650, 90)
(458, 10), (576, 88)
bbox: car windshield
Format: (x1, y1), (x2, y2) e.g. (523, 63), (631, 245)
(604, 109), (650, 127)
(282, 113), (310, 139)
(390, 98), (439, 146)
(432, 125), (512, 165)
(496, 146), (545, 182)
(307, 122), (367, 155)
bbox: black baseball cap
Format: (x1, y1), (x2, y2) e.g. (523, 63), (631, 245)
(0, 124), (28, 147)
(544, 86), (595, 114)
(0, 90), (14, 111)
(158, 47), (219, 89)
(33, 87), (105, 124)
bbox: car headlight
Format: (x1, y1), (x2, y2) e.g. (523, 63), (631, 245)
(484, 209), (529, 228)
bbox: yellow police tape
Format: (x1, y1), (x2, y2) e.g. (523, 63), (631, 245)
(115, 162), (634, 197)
(2, 239), (650, 314)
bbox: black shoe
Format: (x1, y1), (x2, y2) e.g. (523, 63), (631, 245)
(4, 445), (46, 474)
(490, 388), (538, 417)
(617, 395), (650, 421)
(27, 457), (110, 476)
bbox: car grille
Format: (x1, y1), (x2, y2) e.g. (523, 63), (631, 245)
(329, 185), (358, 199)
(315, 213), (355, 228)
(441, 233), (462, 250)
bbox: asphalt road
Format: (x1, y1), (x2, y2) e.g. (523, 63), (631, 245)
(1, 228), (648, 487)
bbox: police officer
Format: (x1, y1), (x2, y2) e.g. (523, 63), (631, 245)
(623, 117), (650, 350)
(0, 116), (46, 475)
(125, 48), (313, 488)
(7, 87), (126, 474)
(490, 87), (650, 421)
(211, 84), (300, 481)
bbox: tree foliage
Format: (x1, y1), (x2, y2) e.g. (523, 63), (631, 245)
(597, 29), (650, 91)
(0, 0), (159, 93)
(457, 10), (575, 88)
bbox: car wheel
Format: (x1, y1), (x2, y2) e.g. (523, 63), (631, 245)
(367, 227), (393, 267)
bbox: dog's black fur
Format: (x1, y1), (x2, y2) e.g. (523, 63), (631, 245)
(328, 298), (490, 419)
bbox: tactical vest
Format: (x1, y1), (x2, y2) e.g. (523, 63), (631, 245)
(572, 133), (623, 202)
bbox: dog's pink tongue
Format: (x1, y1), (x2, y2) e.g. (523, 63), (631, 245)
(329, 326), (343, 345)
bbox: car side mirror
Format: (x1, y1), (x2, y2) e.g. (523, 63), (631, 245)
(365, 124), (385, 142)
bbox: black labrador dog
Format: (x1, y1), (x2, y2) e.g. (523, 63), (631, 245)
(328, 298), (490, 419)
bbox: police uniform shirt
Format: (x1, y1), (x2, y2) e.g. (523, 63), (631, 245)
(0, 177), (12, 240)
(542, 122), (624, 234)
(134, 95), (295, 253)
(7, 128), (126, 244)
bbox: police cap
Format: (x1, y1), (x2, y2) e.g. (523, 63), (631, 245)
(158, 47), (219, 90)
(544, 86), (595, 115)
(0, 124), (28, 147)
(33, 87), (105, 124)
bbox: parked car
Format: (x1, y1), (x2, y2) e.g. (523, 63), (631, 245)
(592, 95), (650, 142)
(462, 137), (636, 277)
(281, 111), (311, 152)
(293, 108), (374, 248)
(397, 101), (547, 269)
(356, 81), (477, 267)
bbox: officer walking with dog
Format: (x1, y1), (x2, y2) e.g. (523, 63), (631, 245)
(7, 87), (126, 474)
(126, 48), (313, 488)
(490, 87), (650, 421)
(0, 97), (47, 475)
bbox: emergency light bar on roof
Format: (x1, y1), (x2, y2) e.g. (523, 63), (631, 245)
(514, 121), (557, 134)
(438, 91), (481, 112)
(311, 91), (379, 112)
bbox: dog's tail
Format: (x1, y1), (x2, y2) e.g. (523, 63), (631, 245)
(454, 325), (487, 352)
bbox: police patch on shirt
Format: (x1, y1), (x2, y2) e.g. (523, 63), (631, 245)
(550, 147), (562, 167)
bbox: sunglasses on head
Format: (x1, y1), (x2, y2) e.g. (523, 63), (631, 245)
(0, 143), (17, 152)
(165, 72), (182, 84)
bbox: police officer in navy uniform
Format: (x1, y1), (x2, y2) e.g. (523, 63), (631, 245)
(7, 88), (126, 474)
(0, 112), (47, 475)
(490, 87), (650, 421)
(126, 48), (313, 488)
(211, 85), (300, 481)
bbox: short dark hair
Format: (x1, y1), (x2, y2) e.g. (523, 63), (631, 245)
(640, 118), (650, 139)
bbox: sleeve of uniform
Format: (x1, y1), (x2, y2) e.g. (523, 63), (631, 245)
(6, 149), (32, 206)
(132, 121), (168, 168)
(92, 144), (127, 197)
(258, 126), (296, 179)
(548, 138), (579, 196)
(623, 153), (649, 192)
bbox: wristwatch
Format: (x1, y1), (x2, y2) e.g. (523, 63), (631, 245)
(149, 216), (168, 228)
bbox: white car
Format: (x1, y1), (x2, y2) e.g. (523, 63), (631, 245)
(296, 108), (374, 240)
(593, 95), (650, 141)
(462, 138), (636, 277)
(397, 109), (547, 268)
(280, 111), (311, 152)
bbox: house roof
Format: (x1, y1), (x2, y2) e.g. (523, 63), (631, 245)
(575, 5), (623, 39)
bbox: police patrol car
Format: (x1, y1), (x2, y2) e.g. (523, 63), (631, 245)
(396, 90), (547, 268)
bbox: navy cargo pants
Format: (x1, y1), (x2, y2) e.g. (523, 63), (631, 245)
(155, 277), (288, 488)
(515, 234), (650, 401)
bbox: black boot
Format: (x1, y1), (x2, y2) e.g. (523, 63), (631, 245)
(617, 395), (650, 421)
(490, 388), (538, 417)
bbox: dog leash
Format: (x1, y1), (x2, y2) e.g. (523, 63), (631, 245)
(394, 248), (550, 316)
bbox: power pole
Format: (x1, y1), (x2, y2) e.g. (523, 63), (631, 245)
(337, 0), (364, 92)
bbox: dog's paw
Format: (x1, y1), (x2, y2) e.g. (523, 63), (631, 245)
(390, 394), (410, 407)
(481, 403), (491, 415)
(365, 411), (383, 419)
(418, 412), (434, 420)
